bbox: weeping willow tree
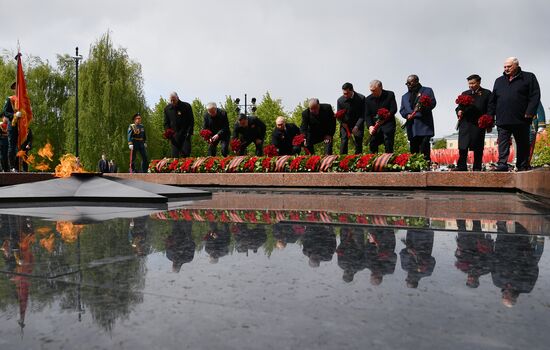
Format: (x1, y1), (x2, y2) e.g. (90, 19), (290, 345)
(63, 32), (149, 172)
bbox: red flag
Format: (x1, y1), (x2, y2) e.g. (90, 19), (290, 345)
(15, 53), (33, 148)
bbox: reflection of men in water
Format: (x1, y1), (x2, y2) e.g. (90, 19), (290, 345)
(492, 222), (544, 307)
(272, 223), (304, 249)
(233, 223), (267, 254)
(165, 221), (195, 273)
(365, 228), (397, 286)
(454, 220), (494, 288)
(400, 230), (436, 288)
(302, 224), (336, 268)
(204, 222), (231, 264)
(0, 214), (17, 271)
(128, 216), (150, 256)
(336, 227), (366, 283)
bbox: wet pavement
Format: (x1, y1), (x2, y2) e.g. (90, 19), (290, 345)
(1, 190), (549, 349)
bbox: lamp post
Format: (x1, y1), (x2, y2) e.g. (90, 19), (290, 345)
(234, 94), (257, 117)
(70, 47), (83, 157)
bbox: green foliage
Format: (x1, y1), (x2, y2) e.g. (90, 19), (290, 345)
(221, 95), (239, 128)
(147, 97), (170, 159)
(191, 98), (207, 157)
(289, 99), (308, 125)
(433, 138), (447, 149)
(531, 130), (550, 167)
(255, 92), (288, 143)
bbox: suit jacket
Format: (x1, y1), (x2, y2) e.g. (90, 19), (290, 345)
(300, 103), (335, 142)
(202, 108), (230, 140)
(164, 100), (194, 144)
(365, 90), (398, 134)
(271, 123), (300, 155)
(337, 92), (366, 134)
(400, 86), (437, 138)
(455, 88), (491, 150)
(233, 116), (266, 142)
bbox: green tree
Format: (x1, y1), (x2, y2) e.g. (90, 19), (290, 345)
(255, 92), (288, 145)
(432, 138), (447, 150)
(289, 99), (308, 125)
(191, 98), (206, 157)
(147, 97), (170, 159)
(221, 95), (239, 134)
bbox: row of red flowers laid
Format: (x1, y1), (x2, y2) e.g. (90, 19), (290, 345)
(153, 208), (429, 228)
(148, 153), (429, 173)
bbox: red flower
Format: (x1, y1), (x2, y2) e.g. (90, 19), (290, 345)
(290, 156), (307, 171)
(356, 216), (368, 224)
(163, 128), (175, 139)
(168, 159), (179, 171)
(338, 214), (348, 223)
(376, 108), (391, 121)
(180, 158), (194, 172)
(306, 212), (317, 222)
(292, 134), (306, 147)
(305, 155), (321, 171)
(230, 138), (242, 153)
(244, 211), (257, 223)
(220, 156), (233, 170)
(263, 144), (278, 157)
(261, 157), (272, 171)
(393, 153), (411, 167)
(418, 95), (432, 108)
(289, 212), (300, 221)
(478, 114), (494, 129)
(455, 94), (474, 106)
(199, 129), (213, 141)
(220, 211), (229, 222)
(262, 212), (272, 223)
(182, 210), (193, 221)
(205, 210), (216, 222)
(334, 109), (347, 120)
(243, 156), (258, 172)
(356, 154), (375, 170)
(204, 158), (216, 172)
(339, 155), (357, 171)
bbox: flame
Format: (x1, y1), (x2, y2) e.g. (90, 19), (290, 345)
(35, 227), (52, 236)
(40, 234), (56, 253)
(54, 154), (85, 178)
(34, 162), (50, 171)
(16, 150), (26, 158)
(25, 154), (35, 164)
(56, 221), (84, 243)
(38, 143), (54, 161)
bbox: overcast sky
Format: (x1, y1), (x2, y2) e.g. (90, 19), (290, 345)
(1, 0), (549, 137)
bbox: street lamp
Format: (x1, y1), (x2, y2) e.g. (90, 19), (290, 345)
(70, 47), (83, 157)
(234, 94), (257, 117)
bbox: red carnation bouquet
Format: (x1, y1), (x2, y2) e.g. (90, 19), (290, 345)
(199, 129), (213, 142)
(163, 128), (175, 139)
(455, 94), (474, 106)
(292, 134), (311, 155)
(478, 114), (494, 131)
(230, 138), (242, 154)
(371, 108), (392, 134)
(263, 144), (278, 157)
(334, 109), (352, 137)
(403, 94), (432, 129)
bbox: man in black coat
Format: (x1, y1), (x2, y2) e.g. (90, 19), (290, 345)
(488, 57), (541, 171)
(400, 230), (436, 289)
(300, 98), (335, 155)
(164, 92), (194, 157)
(98, 154), (109, 173)
(365, 228), (397, 286)
(337, 82), (366, 154)
(203, 102), (230, 157)
(365, 80), (398, 153)
(455, 74), (492, 171)
(271, 116), (301, 155)
(454, 220), (494, 288)
(233, 114), (266, 156)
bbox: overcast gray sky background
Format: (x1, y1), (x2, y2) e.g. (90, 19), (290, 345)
(1, 0), (549, 137)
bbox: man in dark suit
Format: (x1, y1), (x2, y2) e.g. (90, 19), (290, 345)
(399, 75), (437, 162)
(271, 116), (301, 155)
(488, 57), (541, 171)
(400, 230), (436, 288)
(455, 74), (492, 171)
(337, 82), (366, 154)
(233, 114), (266, 156)
(365, 80), (398, 153)
(300, 98), (335, 155)
(203, 102), (230, 157)
(164, 92), (194, 157)
(98, 154), (109, 173)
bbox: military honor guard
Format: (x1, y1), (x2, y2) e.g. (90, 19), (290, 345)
(128, 113), (148, 173)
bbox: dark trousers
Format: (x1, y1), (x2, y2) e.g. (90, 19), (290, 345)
(130, 142), (148, 173)
(497, 124), (530, 170)
(8, 129), (17, 170)
(239, 140), (264, 156)
(410, 136), (431, 162)
(0, 137), (8, 171)
(369, 129), (395, 153)
(457, 149), (483, 171)
(340, 128), (363, 155)
(20, 150), (29, 172)
(171, 137), (191, 158)
(306, 136), (333, 155)
(207, 138), (229, 157)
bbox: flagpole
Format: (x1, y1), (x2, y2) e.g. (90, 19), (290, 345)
(72, 47), (83, 157)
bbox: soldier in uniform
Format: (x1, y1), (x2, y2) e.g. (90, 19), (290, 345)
(233, 113), (266, 156)
(455, 74), (492, 171)
(128, 113), (148, 173)
(203, 102), (230, 157)
(2, 82), (20, 171)
(300, 98), (336, 155)
(271, 116), (301, 155)
(337, 82), (366, 154)
(164, 92), (194, 157)
(0, 114), (9, 172)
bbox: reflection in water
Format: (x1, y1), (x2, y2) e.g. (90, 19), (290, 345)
(336, 227), (366, 282)
(455, 220), (494, 288)
(204, 222), (231, 264)
(165, 221), (195, 273)
(233, 223), (267, 255)
(400, 230), (436, 288)
(302, 224), (336, 268)
(273, 223), (304, 249)
(365, 228), (397, 286)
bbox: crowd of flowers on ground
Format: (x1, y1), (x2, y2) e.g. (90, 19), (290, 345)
(148, 153), (429, 173)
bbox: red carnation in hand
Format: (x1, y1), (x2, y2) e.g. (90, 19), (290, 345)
(163, 128), (175, 139)
(199, 129), (213, 141)
(455, 94), (474, 106)
(377, 108), (391, 121)
(263, 144), (278, 157)
(292, 134), (306, 147)
(418, 95), (432, 108)
(334, 109), (347, 120)
(230, 138), (242, 153)
(478, 114), (494, 130)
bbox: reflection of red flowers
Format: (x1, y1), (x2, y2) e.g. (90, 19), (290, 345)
(230, 138), (242, 153)
(305, 155), (321, 171)
(263, 144), (278, 157)
(182, 210), (193, 221)
(334, 109), (346, 120)
(243, 156), (258, 171)
(200, 129), (213, 141)
(393, 153), (411, 167)
(478, 114), (494, 129)
(204, 158), (216, 172)
(168, 159), (179, 171)
(163, 128), (175, 139)
(220, 211), (229, 222)
(455, 94), (474, 106)
(169, 210), (179, 220)
(292, 134), (305, 147)
(338, 214), (348, 223)
(306, 212), (317, 222)
(356, 154), (375, 170)
(262, 212), (272, 223)
(292, 225), (306, 235)
(244, 212), (257, 223)
(290, 156), (307, 171)
(205, 210), (216, 221)
(357, 216), (368, 224)
(289, 212), (300, 221)
(262, 157), (272, 171)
